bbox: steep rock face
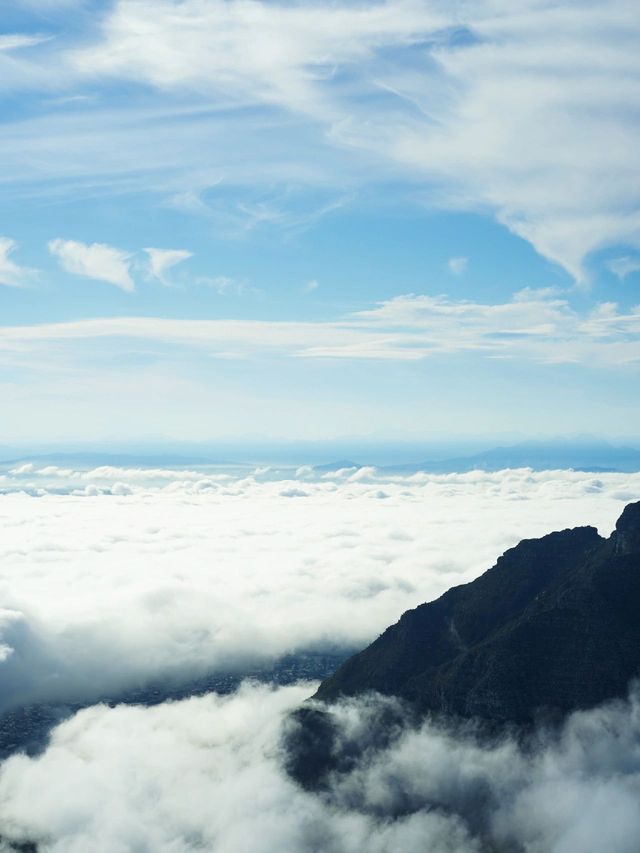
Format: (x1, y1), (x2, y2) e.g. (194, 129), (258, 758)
(314, 503), (640, 723)
(613, 501), (640, 554)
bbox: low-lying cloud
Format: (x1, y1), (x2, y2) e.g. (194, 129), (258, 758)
(0, 466), (637, 711)
(2, 680), (640, 852)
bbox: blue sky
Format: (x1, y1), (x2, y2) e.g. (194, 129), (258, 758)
(1, 0), (639, 443)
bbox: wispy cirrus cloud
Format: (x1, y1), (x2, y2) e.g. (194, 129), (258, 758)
(1, 1), (638, 278)
(144, 247), (193, 284)
(607, 256), (640, 280)
(48, 238), (135, 292)
(1, 291), (640, 366)
(0, 34), (51, 52)
(68, 0), (447, 118)
(0, 237), (36, 288)
(56, 0), (640, 280)
(447, 257), (467, 276)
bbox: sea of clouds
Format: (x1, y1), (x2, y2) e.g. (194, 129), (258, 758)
(1, 463), (639, 850)
(1, 463), (637, 710)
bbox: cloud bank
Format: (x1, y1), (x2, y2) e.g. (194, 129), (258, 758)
(2, 681), (640, 852)
(0, 466), (637, 711)
(0, 468), (639, 849)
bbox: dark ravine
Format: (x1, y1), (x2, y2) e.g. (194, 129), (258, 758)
(314, 502), (640, 722)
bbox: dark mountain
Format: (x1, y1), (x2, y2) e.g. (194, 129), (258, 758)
(314, 502), (640, 723)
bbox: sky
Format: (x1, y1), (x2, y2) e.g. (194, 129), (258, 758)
(1, 0), (640, 443)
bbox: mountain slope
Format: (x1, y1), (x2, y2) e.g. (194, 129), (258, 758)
(314, 502), (640, 723)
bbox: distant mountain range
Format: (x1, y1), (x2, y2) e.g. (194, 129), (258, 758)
(388, 438), (640, 473)
(2, 436), (640, 473)
(314, 439), (640, 474)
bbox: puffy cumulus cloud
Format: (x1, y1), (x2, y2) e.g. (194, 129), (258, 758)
(0, 467), (638, 712)
(2, 681), (640, 851)
(48, 239), (135, 292)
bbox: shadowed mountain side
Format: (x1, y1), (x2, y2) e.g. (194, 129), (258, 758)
(314, 503), (640, 723)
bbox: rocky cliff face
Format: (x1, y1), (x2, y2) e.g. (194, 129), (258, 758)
(313, 503), (640, 724)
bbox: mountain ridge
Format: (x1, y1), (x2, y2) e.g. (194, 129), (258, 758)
(313, 502), (640, 723)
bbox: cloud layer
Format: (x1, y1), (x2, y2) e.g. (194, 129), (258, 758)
(0, 465), (637, 711)
(0, 467), (639, 849)
(2, 680), (640, 852)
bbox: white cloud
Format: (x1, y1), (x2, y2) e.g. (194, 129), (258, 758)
(144, 247), (193, 284)
(607, 256), (640, 280)
(2, 290), (640, 366)
(0, 35), (51, 52)
(0, 466), (636, 711)
(1, 2), (637, 277)
(303, 279), (319, 293)
(48, 238), (135, 292)
(0, 237), (34, 288)
(60, 0), (640, 280)
(2, 680), (640, 851)
(447, 257), (468, 276)
(69, 0), (447, 118)
(0, 468), (638, 850)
